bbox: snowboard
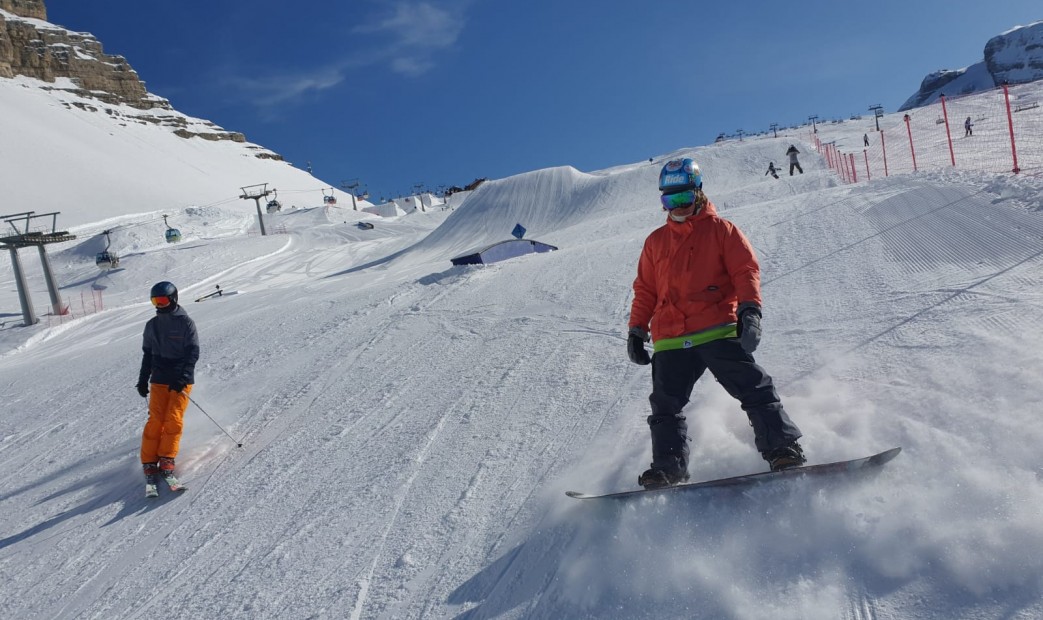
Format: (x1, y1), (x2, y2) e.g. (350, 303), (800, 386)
(565, 447), (901, 500)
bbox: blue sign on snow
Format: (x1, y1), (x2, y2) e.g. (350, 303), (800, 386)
(511, 224), (526, 239)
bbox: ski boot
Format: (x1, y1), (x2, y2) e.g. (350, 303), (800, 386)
(143, 462), (160, 498)
(158, 456), (186, 492)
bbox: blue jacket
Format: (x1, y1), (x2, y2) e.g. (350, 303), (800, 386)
(137, 305), (199, 386)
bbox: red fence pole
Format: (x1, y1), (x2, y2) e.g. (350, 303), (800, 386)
(1003, 84), (1021, 174)
(863, 149), (871, 181)
(881, 131), (889, 177)
(849, 153), (857, 183)
(904, 114), (918, 172)
(940, 94), (956, 167)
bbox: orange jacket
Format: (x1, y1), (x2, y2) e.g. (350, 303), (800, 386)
(629, 200), (762, 342)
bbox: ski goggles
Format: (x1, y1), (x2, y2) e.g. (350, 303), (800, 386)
(660, 189), (698, 210)
(150, 295), (172, 308)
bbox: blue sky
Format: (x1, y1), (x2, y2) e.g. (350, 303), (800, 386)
(46, 1), (1041, 202)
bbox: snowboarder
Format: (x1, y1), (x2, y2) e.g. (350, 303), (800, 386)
(863, 133), (870, 147)
(964, 116), (973, 137)
(626, 158), (805, 489)
(135, 281), (199, 493)
(786, 144), (803, 175)
(765, 161), (779, 179)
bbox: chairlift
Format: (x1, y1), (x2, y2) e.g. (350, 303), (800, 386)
(322, 188), (337, 205)
(95, 230), (120, 270)
(266, 190), (282, 214)
(163, 214), (182, 243)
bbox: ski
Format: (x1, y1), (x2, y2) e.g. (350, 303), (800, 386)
(566, 447), (901, 500)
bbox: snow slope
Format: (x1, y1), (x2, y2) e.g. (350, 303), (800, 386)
(2, 80), (1043, 619)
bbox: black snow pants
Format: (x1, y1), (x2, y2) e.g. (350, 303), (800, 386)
(789, 162), (803, 175)
(646, 338), (802, 475)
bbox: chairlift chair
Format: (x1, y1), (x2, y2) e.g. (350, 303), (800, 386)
(323, 188), (337, 205)
(95, 229), (120, 270)
(96, 250), (120, 270)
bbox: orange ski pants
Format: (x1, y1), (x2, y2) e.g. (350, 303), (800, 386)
(140, 383), (192, 463)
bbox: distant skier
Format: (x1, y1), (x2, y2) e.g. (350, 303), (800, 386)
(626, 158), (805, 490)
(765, 161), (779, 179)
(786, 145), (803, 175)
(964, 116), (973, 136)
(863, 133), (870, 147)
(136, 281), (199, 495)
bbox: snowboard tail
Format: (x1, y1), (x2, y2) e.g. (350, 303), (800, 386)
(566, 447), (901, 500)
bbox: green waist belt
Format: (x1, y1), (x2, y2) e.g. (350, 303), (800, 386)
(653, 324), (737, 353)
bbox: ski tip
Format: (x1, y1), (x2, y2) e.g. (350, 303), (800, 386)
(565, 491), (593, 499)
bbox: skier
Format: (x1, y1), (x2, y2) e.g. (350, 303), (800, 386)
(964, 116), (973, 137)
(135, 281), (199, 495)
(863, 133), (870, 147)
(786, 144), (803, 175)
(765, 161), (779, 179)
(627, 158), (805, 489)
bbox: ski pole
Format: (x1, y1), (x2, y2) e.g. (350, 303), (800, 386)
(188, 395), (244, 448)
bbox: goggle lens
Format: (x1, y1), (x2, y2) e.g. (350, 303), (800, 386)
(151, 295), (171, 308)
(660, 190), (698, 210)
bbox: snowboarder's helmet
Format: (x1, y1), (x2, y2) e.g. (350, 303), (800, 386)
(149, 281), (178, 308)
(659, 158), (702, 194)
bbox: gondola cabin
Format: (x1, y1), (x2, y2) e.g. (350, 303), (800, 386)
(266, 199), (282, 214)
(165, 227), (182, 243)
(324, 195), (337, 205)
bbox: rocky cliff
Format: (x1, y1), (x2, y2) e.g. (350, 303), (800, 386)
(0, 0), (272, 153)
(900, 20), (1043, 111)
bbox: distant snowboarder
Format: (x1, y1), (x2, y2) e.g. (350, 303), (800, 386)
(765, 162), (779, 179)
(786, 145), (803, 175)
(964, 117), (973, 137)
(863, 133), (870, 147)
(136, 281), (198, 496)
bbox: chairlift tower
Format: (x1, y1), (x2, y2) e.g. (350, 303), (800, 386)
(341, 179), (361, 211)
(1, 211), (77, 326)
(240, 183), (274, 235)
(769, 123), (779, 138)
(869, 104), (884, 132)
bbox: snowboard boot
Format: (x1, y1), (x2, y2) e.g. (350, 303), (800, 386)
(763, 441), (806, 472)
(638, 467), (689, 490)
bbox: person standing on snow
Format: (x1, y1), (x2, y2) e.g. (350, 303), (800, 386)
(626, 158), (805, 489)
(786, 144), (803, 175)
(964, 116), (973, 137)
(135, 281), (199, 488)
(765, 161), (779, 179)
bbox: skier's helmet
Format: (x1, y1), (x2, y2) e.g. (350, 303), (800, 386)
(149, 281), (178, 309)
(658, 158), (702, 194)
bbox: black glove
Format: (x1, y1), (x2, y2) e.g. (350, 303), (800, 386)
(627, 327), (651, 365)
(169, 380), (186, 393)
(136, 383), (149, 398)
(736, 303), (762, 354)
